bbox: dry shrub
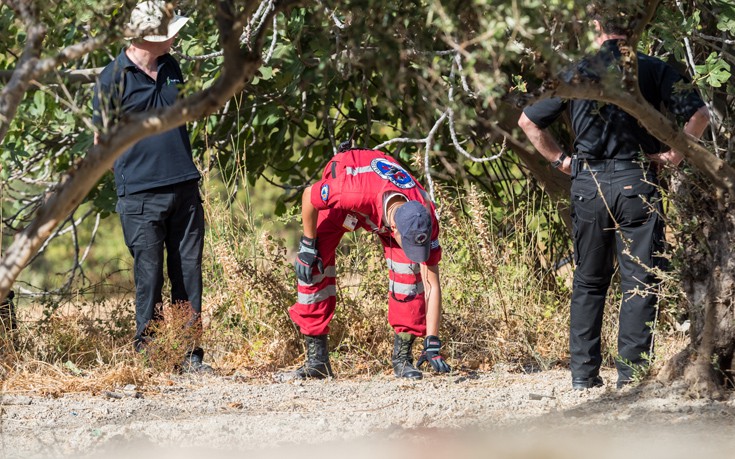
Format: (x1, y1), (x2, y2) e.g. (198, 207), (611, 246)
(437, 184), (622, 372)
(2, 358), (152, 395)
(0, 297), (154, 393)
(141, 301), (203, 373)
(4, 170), (680, 391)
(328, 235), (396, 376)
(201, 190), (301, 373)
(196, 180), (587, 377)
(1, 298), (135, 370)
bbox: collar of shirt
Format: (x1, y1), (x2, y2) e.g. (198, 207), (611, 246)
(116, 48), (172, 76)
(382, 191), (407, 231)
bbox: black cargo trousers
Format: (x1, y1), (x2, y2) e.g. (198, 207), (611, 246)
(116, 179), (205, 357)
(569, 158), (665, 384)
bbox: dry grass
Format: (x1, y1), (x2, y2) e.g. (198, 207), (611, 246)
(0, 174), (686, 392)
(2, 359), (152, 396)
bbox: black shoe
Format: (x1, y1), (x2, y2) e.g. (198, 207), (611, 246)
(181, 353), (213, 374)
(391, 333), (423, 380)
(277, 334), (334, 382)
(616, 379), (632, 389)
(283, 361), (334, 380)
(572, 375), (604, 390)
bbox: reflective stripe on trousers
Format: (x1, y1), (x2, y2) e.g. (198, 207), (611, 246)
(297, 266), (337, 304)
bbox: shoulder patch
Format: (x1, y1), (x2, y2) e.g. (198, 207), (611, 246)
(370, 158), (416, 189)
(320, 184), (330, 202)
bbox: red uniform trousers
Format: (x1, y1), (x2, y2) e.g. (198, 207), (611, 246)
(289, 208), (427, 337)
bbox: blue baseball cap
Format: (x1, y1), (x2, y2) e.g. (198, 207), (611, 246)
(394, 201), (432, 263)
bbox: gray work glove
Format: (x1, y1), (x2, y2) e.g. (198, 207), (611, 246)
(416, 335), (451, 373)
(295, 236), (323, 284)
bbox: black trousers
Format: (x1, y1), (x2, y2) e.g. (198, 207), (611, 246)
(116, 180), (205, 354)
(569, 160), (665, 382)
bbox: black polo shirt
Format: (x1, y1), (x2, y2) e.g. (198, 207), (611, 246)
(93, 49), (200, 196)
(523, 40), (705, 160)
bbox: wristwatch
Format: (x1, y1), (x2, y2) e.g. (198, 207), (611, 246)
(551, 152), (568, 169)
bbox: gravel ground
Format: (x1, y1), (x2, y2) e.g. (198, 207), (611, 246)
(1, 367), (734, 459)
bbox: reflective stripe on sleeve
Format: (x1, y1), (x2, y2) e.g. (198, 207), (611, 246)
(345, 166), (373, 176)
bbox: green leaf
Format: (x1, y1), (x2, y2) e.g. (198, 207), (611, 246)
(694, 52), (731, 88)
(259, 66), (273, 80)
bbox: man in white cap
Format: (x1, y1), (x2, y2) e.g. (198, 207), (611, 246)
(93, 1), (209, 372)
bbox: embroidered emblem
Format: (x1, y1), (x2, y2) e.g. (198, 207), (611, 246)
(320, 184), (330, 202)
(370, 158), (416, 189)
(414, 233), (428, 244)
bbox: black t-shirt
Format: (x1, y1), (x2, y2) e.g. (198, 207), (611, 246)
(523, 40), (705, 160)
(93, 49), (200, 196)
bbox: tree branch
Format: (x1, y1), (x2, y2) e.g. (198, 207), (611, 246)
(0, 0), (300, 303)
(0, 3), (45, 143)
(628, 0), (661, 45)
(517, 76), (735, 197)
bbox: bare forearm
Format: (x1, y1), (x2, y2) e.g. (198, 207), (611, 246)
(518, 113), (572, 175)
(649, 106), (710, 165)
(518, 113), (564, 163)
(302, 186), (319, 238)
(422, 264), (442, 336)
(684, 106), (711, 139)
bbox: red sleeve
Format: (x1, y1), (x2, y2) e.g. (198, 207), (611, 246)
(310, 179), (331, 211)
(425, 244), (442, 266)
(424, 212), (442, 265)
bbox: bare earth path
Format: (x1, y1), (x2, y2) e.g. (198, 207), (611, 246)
(2, 368), (734, 459)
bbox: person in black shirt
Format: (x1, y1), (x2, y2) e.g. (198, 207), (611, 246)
(518, 14), (709, 389)
(93, 1), (209, 372)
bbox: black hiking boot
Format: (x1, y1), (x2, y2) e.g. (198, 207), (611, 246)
(180, 349), (213, 374)
(392, 332), (422, 380)
(277, 334), (334, 382)
(572, 375), (604, 390)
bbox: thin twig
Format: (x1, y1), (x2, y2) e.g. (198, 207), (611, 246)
(264, 16), (278, 64)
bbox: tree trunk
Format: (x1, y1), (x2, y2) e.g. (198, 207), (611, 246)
(658, 178), (735, 398)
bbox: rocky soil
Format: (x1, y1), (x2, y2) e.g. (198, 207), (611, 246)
(1, 367), (734, 459)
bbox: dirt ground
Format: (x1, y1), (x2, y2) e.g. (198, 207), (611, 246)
(2, 366), (734, 459)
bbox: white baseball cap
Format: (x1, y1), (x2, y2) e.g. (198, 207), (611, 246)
(127, 0), (189, 42)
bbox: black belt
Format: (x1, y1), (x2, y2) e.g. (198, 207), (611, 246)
(577, 159), (646, 173)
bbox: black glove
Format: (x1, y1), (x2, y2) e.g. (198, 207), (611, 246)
(416, 335), (451, 373)
(295, 236), (323, 284)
